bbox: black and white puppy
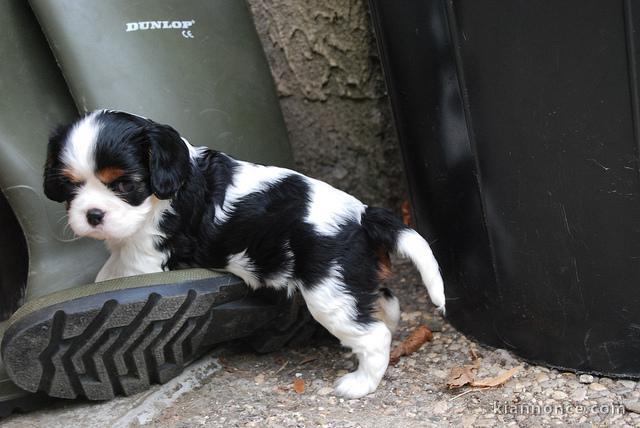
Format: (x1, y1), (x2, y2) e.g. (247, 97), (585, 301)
(43, 110), (445, 398)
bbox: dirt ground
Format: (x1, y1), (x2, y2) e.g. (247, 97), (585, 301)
(4, 259), (640, 427)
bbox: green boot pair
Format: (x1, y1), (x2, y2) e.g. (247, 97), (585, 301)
(1, 0), (306, 416)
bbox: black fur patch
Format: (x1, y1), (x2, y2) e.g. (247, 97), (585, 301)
(94, 112), (153, 206)
(43, 122), (75, 202)
(361, 206), (406, 250)
(145, 123), (190, 199)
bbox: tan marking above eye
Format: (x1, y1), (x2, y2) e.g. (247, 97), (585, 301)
(62, 168), (82, 184)
(97, 167), (125, 184)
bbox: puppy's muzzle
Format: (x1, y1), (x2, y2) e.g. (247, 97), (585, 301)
(86, 208), (105, 226)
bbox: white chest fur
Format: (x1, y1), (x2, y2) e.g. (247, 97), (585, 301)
(95, 199), (171, 282)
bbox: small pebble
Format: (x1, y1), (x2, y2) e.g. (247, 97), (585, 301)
(600, 377), (614, 386)
(579, 374), (594, 384)
(317, 387), (333, 396)
(589, 382), (607, 391)
(625, 401), (640, 414)
(551, 391), (568, 400)
(431, 401), (448, 415)
(535, 373), (550, 382)
(570, 388), (587, 401)
(618, 380), (637, 389)
(512, 382), (525, 392)
(461, 415), (477, 428)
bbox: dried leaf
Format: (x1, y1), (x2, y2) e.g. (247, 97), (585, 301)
(446, 359), (520, 390)
(389, 325), (433, 365)
(446, 359), (480, 389)
(471, 366), (521, 388)
(401, 200), (413, 226)
(293, 378), (305, 394)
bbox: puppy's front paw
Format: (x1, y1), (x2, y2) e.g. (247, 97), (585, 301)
(334, 372), (378, 398)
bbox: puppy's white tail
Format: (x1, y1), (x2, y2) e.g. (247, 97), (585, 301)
(395, 229), (446, 313)
(361, 207), (446, 313)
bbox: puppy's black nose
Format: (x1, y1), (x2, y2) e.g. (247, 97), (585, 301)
(86, 208), (105, 226)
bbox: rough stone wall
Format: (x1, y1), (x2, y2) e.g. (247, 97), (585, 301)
(247, 0), (408, 210)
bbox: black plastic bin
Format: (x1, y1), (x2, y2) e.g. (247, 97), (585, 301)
(370, 0), (640, 378)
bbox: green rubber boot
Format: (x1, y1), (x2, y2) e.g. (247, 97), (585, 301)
(28, 0), (293, 167)
(0, 0), (106, 416)
(1, 0), (307, 414)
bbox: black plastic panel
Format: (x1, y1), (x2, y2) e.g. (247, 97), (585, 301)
(370, 0), (640, 377)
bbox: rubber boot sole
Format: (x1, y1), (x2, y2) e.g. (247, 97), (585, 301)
(1, 270), (280, 401)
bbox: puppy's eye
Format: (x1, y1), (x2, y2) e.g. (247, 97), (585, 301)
(114, 181), (136, 194)
(65, 179), (83, 193)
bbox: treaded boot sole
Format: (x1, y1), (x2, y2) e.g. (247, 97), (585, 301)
(1, 275), (254, 400)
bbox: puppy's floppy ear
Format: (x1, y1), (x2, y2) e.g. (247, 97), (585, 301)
(145, 122), (190, 199)
(43, 124), (71, 202)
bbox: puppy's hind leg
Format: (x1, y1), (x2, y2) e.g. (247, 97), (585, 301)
(375, 287), (400, 334)
(333, 321), (392, 398)
(300, 279), (392, 398)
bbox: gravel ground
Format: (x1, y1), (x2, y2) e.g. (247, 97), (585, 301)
(4, 259), (640, 427)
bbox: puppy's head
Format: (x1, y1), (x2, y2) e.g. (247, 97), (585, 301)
(43, 110), (190, 241)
